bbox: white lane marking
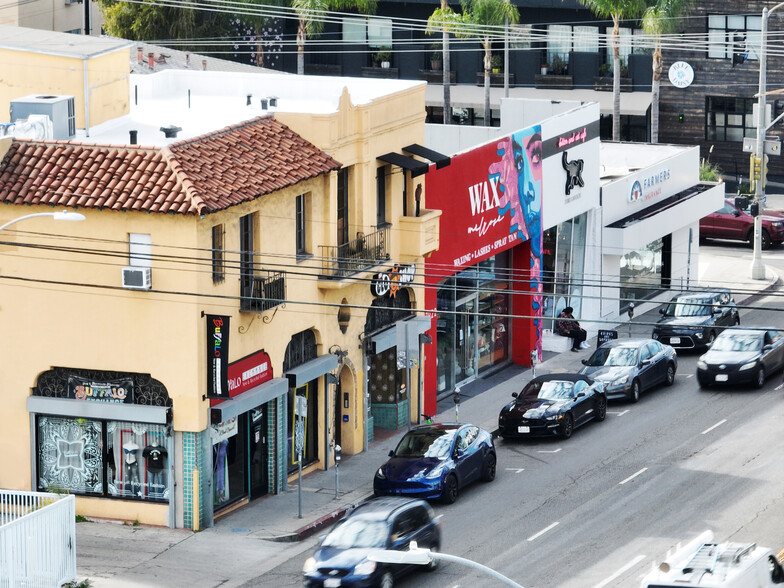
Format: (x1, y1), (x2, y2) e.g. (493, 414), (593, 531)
(537, 448), (562, 454)
(775, 383), (784, 391)
(683, 374), (694, 378)
(619, 468), (648, 485)
(527, 522), (559, 541)
(608, 409), (630, 417)
(505, 468), (525, 473)
(593, 555), (646, 588)
(702, 419), (727, 435)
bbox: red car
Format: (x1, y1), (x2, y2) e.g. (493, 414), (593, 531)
(700, 198), (784, 249)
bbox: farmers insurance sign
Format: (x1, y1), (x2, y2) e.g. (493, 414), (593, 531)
(424, 125), (543, 271)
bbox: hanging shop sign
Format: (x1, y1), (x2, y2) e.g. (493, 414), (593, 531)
(206, 314), (231, 399)
(371, 264), (416, 298)
(228, 349), (272, 397)
(210, 417), (238, 443)
(66, 375), (134, 404)
(668, 61), (694, 89)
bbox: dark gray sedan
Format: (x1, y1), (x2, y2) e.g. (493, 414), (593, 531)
(697, 327), (784, 388)
(579, 339), (678, 402)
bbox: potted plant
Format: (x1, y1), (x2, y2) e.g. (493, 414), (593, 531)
(375, 47), (392, 68)
(490, 54), (502, 74)
(550, 55), (568, 75)
(430, 42), (443, 71)
(541, 62), (549, 75)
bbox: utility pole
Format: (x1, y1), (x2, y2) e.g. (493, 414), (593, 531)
(752, 2), (784, 279)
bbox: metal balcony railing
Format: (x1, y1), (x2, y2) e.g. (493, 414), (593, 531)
(240, 270), (286, 312)
(320, 226), (389, 278)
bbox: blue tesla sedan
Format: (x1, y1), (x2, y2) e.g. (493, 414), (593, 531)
(373, 423), (496, 504)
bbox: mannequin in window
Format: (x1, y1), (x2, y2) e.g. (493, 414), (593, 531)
(143, 438), (168, 498)
(123, 441), (141, 496)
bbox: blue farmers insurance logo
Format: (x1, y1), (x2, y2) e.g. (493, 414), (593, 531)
(629, 180), (642, 202)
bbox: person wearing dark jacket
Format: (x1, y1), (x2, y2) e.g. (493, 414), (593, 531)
(556, 306), (588, 352)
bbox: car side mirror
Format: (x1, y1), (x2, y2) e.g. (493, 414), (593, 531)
(641, 359), (651, 366)
(318, 534), (327, 543)
(712, 307), (722, 314)
(511, 392), (518, 398)
(581, 359), (589, 365)
(763, 344), (772, 352)
(388, 449), (394, 457)
(659, 308), (666, 315)
(575, 392), (586, 398)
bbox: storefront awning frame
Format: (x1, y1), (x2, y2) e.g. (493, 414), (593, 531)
(285, 354), (339, 388)
(210, 377), (289, 424)
(369, 315), (433, 361)
(403, 144), (451, 169)
(377, 152), (429, 178)
(27, 396), (169, 424)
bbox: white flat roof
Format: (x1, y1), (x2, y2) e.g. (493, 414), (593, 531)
(0, 25), (132, 59)
(599, 141), (692, 181)
(83, 70), (425, 146)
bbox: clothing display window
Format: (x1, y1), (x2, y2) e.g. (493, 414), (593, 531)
(36, 415), (168, 502)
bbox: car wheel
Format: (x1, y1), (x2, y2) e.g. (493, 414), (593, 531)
(482, 452), (497, 482)
(441, 474), (459, 504)
(595, 395), (607, 422)
(426, 545), (440, 571)
(560, 413), (574, 439)
(734, 315), (740, 326)
(628, 379), (641, 403)
(707, 332), (716, 348)
(380, 571), (394, 588)
(755, 366), (766, 389)
(762, 229), (772, 250)
(665, 363), (676, 386)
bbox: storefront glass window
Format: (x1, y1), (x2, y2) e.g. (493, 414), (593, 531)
(620, 238), (664, 309)
(213, 416), (248, 507)
(542, 214), (588, 328)
(36, 415), (168, 502)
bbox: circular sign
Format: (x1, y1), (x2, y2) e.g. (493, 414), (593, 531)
(668, 61), (694, 88)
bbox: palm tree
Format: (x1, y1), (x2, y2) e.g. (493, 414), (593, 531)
(577, 0), (647, 141)
(427, 2), (463, 124)
(293, 0), (377, 76)
(642, 0), (693, 143)
(457, 0), (519, 126)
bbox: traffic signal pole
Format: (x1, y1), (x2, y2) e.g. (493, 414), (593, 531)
(752, 2), (784, 279)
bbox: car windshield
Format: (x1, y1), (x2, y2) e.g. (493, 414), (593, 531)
(586, 346), (638, 367)
(663, 297), (712, 317)
(394, 429), (455, 459)
(522, 380), (583, 400)
(711, 334), (763, 352)
(323, 519), (388, 549)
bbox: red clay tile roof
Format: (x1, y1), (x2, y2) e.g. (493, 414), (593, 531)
(0, 116), (341, 215)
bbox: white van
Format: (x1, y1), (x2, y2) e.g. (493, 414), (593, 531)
(641, 530), (784, 587)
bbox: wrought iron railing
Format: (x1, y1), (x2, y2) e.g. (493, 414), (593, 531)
(240, 270), (286, 312)
(320, 226), (389, 278)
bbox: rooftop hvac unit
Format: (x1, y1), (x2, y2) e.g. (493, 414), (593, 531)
(122, 266), (152, 290)
(9, 95), (76, 140)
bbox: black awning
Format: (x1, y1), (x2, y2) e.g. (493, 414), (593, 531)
(377, 152), (429, 178)
(404, 144), (451, 169)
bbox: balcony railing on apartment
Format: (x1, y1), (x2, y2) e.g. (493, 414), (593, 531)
(320, 226), (390, 278)
(240, 270), (286, 312)
(0, 489), (76, 587)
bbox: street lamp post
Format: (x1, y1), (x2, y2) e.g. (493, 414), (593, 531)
(752, 2), (784, 279)
(0, 210), (86, 232)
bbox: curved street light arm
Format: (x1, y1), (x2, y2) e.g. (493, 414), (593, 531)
(0, 210), (85, 232)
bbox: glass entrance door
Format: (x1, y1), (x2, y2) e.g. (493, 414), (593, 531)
(456, 297), (477, 384)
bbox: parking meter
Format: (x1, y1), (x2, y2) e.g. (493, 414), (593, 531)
(627, 303), (635, 338)
(453, 386), (461, 423)
(530, 349), (538, 378)
(334, 444), (342, 498)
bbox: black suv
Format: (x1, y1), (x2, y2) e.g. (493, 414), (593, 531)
(652, 289), (740, 351)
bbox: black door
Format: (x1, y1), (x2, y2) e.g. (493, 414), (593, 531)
(249, 407), (268, 498)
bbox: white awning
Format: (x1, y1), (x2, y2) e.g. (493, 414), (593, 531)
(28, 396), (169, 424)
(210, 377), (289, 424)
(425, 84), (652, 117)
(285, 354), (338, 388)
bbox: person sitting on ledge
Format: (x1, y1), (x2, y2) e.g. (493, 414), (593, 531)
(555, 306), (589, 352)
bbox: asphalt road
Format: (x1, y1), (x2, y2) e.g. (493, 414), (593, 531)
(252, 236), (784, 588)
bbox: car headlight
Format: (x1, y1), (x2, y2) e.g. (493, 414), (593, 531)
(375, 467), (386, 479)
(303, 557), (317, 574)
(774, 221), (784, 227)
(612, 375), (629, 386)
(354, 559), (377, 576)
(544, 414), (563, 421)
(425, 466), (444, 479)
(652, 332), (659, 339)
(697, 360), (707, 370)
(739, 361), (757, 371)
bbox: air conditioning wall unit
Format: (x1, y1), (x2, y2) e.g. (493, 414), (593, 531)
(122, 266), (152, 290)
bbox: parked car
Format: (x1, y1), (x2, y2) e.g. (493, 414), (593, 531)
(697, 327), (784, 388)
(579, 339), (677, 402)
(497, 374), (606, 440)
(373, 423), (496, 504)
(303, 496), (440, 588)
(652, 289), (740, 350)
(700, 198), (784, 249)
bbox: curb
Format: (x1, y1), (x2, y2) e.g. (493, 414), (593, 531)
(265, 494), (375, 543)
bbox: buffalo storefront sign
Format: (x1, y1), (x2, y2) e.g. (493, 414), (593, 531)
(29, 368), (172, 503)
(206, 314), (230, 399)
(210, 349), (289, 512)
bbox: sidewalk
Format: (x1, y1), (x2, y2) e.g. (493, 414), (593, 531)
(74, 251), (780, 587)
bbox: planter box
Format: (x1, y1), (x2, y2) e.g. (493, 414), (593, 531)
(593, 76), (634, 92)
(475, 72), (515, 88)
(418, 69), (457, 84)
(304, 63), (341, 76)
(535, 74), (573, 90)
(361, 66), (399, 79)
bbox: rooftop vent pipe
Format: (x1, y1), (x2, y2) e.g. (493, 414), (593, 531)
(129, 130), (138, 145)
(160, 125), (182, 138)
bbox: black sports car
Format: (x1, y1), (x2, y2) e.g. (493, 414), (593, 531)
(579, 339), (677, 402)
(697, 327), (784, 388)
(652, 289), (740, 351)
(498, 374), (607, 440)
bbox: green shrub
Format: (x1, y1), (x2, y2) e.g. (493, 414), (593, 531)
(700, 159), (723, 182)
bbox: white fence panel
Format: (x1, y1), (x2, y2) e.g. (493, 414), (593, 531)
(0, 490), (76, 588)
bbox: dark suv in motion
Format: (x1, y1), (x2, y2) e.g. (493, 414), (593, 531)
(652, 289), (740, 351)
